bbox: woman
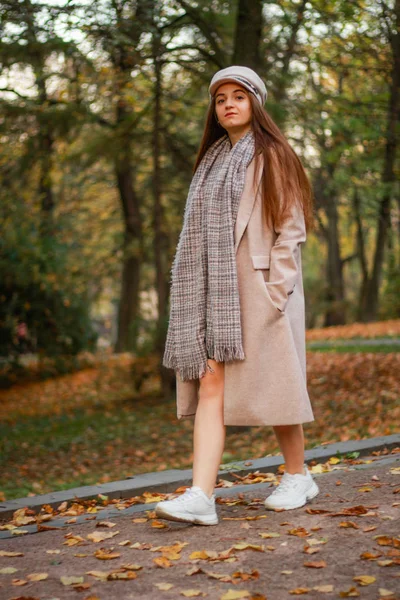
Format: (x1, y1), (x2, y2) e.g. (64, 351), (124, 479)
(156, 66), (319, 526)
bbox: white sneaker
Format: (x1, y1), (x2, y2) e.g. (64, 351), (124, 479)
(155, 486), (219, 525)
(264, 464), (320, 510)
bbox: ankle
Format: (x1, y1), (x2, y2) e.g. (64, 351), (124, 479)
(193, 484), (214, 499)
(285, 465), (306, 476)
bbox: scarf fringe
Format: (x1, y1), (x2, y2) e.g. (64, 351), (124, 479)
(207, 343), (246, 364)
(163, 345), (246, 383)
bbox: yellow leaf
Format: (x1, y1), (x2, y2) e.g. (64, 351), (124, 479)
(108, 570), (137, 580)
(189, 550), (218, 560)
(27, 572), (48, 581)
(0, 551), (24, 556)
(153, 556), (172, 568)
(60, 575), (85, 585)
(155, 582), (174, 590)
(0, 566), (18, 574)
(120, 563), (142, 570)
(151, 519), (169, 528)
(86, 570), (109, 580)
(231, 543), (264, 552)
(289, 588), (310, 595)
(313, 584), (334, 592)
(353, 575), (376, 586)
(87, 530), (119, 542)
(328, 456), (341, 464)
(309, 464), (325, 474)
(94, 549), (120, 560)
(180, 590), (206, 597)
(220, 590), (251, 600)
(259, 532), (280, 538)
(378, 589), (396, 597)
(339, 586), (360, 597)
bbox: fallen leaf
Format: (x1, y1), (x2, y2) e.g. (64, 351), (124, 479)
(87, 530), (119, 543)
(353, 575), (376, 586)
(288, 527), (310, 537)
(60, 575), (85, 585)
(155, 582), (174, 590)
(94, 548), (120, 560)
(339, 586), (360, 597)
(339, 521), (359, 529)
(151, 519), (169, 529)
(27, 573), (48, 581)
(378, 589), (396, 597)
(153, 556), (172, 568)
(220, 591), (251, 599)
(313, 584), (334, 592)
(230, 543), (264, 552)
(303, 560), (327, 568)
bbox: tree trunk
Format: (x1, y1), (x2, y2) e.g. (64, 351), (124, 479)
(324, 193), (346, 325)
(314, 164), (346, 326)
(232, 0), (263, 68)
(114, 155), (143, 353)
(361, 0), (400, 321)
(274, 0), (307, 110)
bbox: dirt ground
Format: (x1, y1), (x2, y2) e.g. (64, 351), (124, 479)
(0, 456), (399, 600)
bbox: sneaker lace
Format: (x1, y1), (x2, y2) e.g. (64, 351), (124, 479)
(271, 473), (297, 495)
(172, 487), (199, 503)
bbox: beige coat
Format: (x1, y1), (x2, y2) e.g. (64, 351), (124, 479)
(175, 154), (315, 426)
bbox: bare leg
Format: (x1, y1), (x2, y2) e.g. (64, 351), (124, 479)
(272, 424), (305, 475)
(192, 359), (226, 498)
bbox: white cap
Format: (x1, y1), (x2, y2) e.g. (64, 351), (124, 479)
(209, 65), (267, 105)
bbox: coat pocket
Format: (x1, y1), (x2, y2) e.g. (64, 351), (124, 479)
(251, 255), (270, 270)
(251, 254), (283, 314)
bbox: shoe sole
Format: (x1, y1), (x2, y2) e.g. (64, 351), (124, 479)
(155, 506), (219, 526)
(264, 480), (320, 511)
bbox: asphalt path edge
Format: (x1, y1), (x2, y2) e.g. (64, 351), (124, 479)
(1, 433), (399, 523)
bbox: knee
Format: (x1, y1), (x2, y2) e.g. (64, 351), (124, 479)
(198, 361), (224, 401)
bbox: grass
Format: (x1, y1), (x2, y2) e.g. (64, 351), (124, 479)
(306, 343), (400, 353)
(0, 345), (399, 502)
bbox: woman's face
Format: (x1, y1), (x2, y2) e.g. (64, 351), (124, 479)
(214, 82), (252, 133)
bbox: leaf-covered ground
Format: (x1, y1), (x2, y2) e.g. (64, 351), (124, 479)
(0, 321), (399, 502)
(0, 459), (399, 600)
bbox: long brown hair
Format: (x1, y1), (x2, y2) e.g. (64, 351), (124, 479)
(193, 92), (314, 232)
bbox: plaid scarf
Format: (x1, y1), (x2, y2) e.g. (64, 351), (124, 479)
(163, 129), (255, 381)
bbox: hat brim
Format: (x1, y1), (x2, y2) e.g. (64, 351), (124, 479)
(210, 77), (257, 100)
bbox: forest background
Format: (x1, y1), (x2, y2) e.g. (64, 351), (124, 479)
(0, 0), (399, 501)
(1, 0), (399, 367)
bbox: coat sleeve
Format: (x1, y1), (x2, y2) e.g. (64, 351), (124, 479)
(265, 197), (307, 313)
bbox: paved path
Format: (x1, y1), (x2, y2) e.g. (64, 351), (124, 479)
(0, 452), (399, 600)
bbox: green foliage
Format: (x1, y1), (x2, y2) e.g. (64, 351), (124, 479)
(0, 223), (97, 360)
(379, 250), (400, 320)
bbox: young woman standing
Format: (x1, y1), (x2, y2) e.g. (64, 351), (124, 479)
(156, 66), (319, 526)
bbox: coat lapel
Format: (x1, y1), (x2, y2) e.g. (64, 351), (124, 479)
(234, 155), (261, 255)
